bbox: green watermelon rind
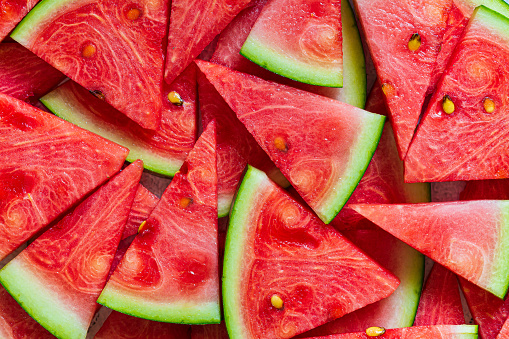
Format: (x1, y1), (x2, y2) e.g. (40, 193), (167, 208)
(487, 201), (509, 299)
(40, 87), (183, 177)
(0, 259), (87, 339)
(97, 285), (221, 324)
(463, 0), (509, 18)
(473, 5), (509, 38)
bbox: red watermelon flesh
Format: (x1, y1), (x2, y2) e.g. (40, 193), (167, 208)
(94, 310), (190, 339)
(11, 0), (169, 130)
(351, 201), (509, 299)
(0, 0), (40, 42)
(98, 122), (220, 324)
(498, 318), (509, 339)
(121, 184), (159, 240)
(460, 179), (509, 201)
(164, 0), (251, 84)
(364, 81), (387, 115)
(0, 286), (55, 339)
(353, 0), (451, 159)
(191, 323), (229, 339)
(0, 42), (65, 105)
(405, 6), (509, 182)
(413, 263), (465, 326)
(0, 160), (143, 339)
(0, 93), (128, 261)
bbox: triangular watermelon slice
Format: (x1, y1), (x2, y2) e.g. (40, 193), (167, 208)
(195, 60), (385, 223)
(0, 93), (128, 261)
(164, 0), (251, 84)
(240, 0), (343, 87)
(0, 160), (143, 339)
(11, 0), (169, 130)
(98, 122), (220, 324)
(224, 165), (400, 339)
(405, 6), (509, 182)
(351, 201), (509, 299)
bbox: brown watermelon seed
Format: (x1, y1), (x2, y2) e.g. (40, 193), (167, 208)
(179, 197), (193, 209)
(381, 83), (394, 96)
(366, 326), (386, 337)
(274, 136), (288, 152)
(138, 220), (147, 233)
(82, 43), (97, 58)
(408, 33), (421, 51)
(168, 91), (184, 106)
(442, 95), (455, 114)
(90, 90), (105, 100)
(127, 8), (142, 20)
(483, 97), (495, 113)
(270, 294), (284, 309)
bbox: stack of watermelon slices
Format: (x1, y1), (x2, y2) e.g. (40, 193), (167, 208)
(2, 0), (509, 338)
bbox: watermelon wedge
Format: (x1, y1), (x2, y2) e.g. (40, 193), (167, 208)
(351, 201), (509, 299)
(240, 0), (343, 87)
(164, 0), (251, 84)
(99, 122), (220, 324)
(223, 165), (400, 339)
(0, 93), (128, 261)
(41, 64), (197, 176)
(196, 60), (385, 223)
(405, 6), (509, 182)
(413, 263), (465, 326)
(0, 160), (143, 339)
(11, 0), (169, 130)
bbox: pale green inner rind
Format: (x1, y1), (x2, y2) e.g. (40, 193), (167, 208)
(451, 324), (478, 334)
(464, 0), (509, 18)
(217, 194), (233, 218)
(97, 286), (221, 324)
(485, 202), (509, 299)
(41, 87), (182, 177)
(0, 259), (87, 339)
(318, 113), (386, 223)
(472, 5), (509, 40)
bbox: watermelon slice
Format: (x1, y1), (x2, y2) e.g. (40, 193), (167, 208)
(351, 201), (509, 299)
(164, 0), (251, 84)
(11, 0), (169, 130)
(0, 160), (143, 339)
(223, 165), (400, 339)
(413, 263), (465, 326)
(41, 64), (197, 176)
(405, 6), (509, 182)
(196, 60), (385, 223)
(240, 0), (343, 87)
(99, 122), (220, 324)
(0, 0), (41, 42)
(0, 93), (128, 261)
(0, 42), (65, 104)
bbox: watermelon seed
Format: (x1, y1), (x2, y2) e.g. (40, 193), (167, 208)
(274, 137), (288, 152)
(81, 43), (97, 58)
(167, 91), (184, 106)
(270, 294), (284, 309)
(483, 97), (495, 113)
(408, 33), (421, 51)
(442, 95), (455, 114)
(366, 326), (386, 336)
(381, 83), (394, 97)
(179, 197), (193, 208)
(90, 90), (105, 100)
(138, 220), (146, 233)
(126, 8), (142, 20)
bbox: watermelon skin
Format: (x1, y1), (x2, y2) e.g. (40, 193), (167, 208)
(413, 263), (465, 326)
(405, 6), (509, 182)
(0, 42), (65, 104)
(196, 60), (385, 223)
(164, 0), (251, 84)
(99, 122), (220, 324)
(224, 166), (400, 339)
(0, 160), (143, 339)
(351, 201), (509, 299)
(11, 0), (169, 130)
(240, 0), (343, 87)
(41, 64), (197, 177)
(0, 93), (128, 261)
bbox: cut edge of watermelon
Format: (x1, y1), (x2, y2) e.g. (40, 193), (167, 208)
(490, 203), (509, 299)
(0, 259), (87, 339)
(474, 5), (509, 37)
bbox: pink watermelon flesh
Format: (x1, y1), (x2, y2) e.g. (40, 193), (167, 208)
(351, 201), (509, 299)
(121, 184), (159, 240)
(498, 318), (509, 339)
(405, 6), (509, 182)
(195, 60), (385, 223)
(0, 0), (40, 42)
(413, 263), (465, 326)
(191, 323), (229, 339)
(0, 42), (65, 104)
(94, 310), (190, 339)
(98, 122), (220, 324)
(353, 0), (451, 159)
(0, 160), (143, 339)
(0, 93), (128, 261)
(164, 0), (251, 84)
(12, 0), (169, 130)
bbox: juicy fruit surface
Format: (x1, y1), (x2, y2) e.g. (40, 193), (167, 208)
(121, 184), (159, 240)
(224, 166), (400, 339)
(196, 60), (384, 223)
(405, 6), (509, 182)
(0, 0), (40, 41)
(12, 0), (168, 129)
(0, 93), (128, 261)
(241, 0), (343, 87)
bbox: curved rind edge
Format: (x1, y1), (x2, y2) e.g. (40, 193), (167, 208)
(396, 245), (425, 327)
(488, 201), (509, 299)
